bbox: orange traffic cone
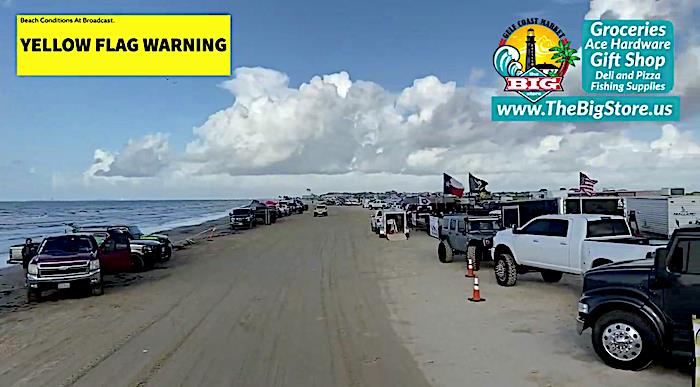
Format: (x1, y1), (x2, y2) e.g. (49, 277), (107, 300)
(465, 257), (475, 278)
(468, 275), (485, 302)
(207, 227), (216, 241)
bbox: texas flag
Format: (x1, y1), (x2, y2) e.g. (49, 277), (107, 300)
(443, 173), (465, 197)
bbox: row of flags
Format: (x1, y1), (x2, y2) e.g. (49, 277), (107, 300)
(443, 173), (488, 197)
(443, 171), (599, 197)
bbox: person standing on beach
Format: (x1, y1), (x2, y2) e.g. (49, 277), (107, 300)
(21, 238), (34, 270)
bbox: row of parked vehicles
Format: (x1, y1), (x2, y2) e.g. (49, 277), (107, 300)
(11, 224), (173, 302)
(228, 198), (307, 230)
(434, 211), (700, 371)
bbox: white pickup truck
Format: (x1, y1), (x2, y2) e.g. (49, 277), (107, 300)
(492, 214), (664, 286)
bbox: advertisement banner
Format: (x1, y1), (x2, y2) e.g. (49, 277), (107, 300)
(429, 216), (439, 238)
(16, 14), (231, 76)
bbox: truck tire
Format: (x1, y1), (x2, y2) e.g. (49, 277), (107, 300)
(27, 289), (42, 303)
(130, 254), (145, 272)
(494, 253), (517, 286)
(90, 280), (104, 296)
(541, 270), (563, 283)
(592, 310), (659, 370)
(163, 244), (172, 262)
(437, 240), (454, 263)
(467, 245), (480, 271)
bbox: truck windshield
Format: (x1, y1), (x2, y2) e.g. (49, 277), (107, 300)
(586, 219), (630, 238)
(470, 221), (499, 231)
(232, 209), (251, 216)
(40, 236), (94, 254)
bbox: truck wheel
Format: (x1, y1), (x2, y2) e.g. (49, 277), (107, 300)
(494, 253), (517, 286)
(541, 270), (563, 283)
(592, 310), (658, 370)
(437, 240), (454, 263)
(163, 244), (172, 261)
(130, 254), (145, 272)
(90, 280), (104, 296)
(467, 245), (480, 271)
(27, 289), (42, 303)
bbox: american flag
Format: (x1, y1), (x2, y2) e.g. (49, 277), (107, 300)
(579, 172), (598, 196)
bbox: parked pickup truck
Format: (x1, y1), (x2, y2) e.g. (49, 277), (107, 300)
(492, 214), (663, 286)
(7, 239), (40, 265)
(437, 214), (500, 270)
(26, 234), (104, 302)
(229, 207), (257, 229)
(74, 226), (163, 271)
(577, 227), (700, 370)
(369, 201), (389, 210)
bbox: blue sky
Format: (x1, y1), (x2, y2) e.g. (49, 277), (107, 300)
(1, 0), (697, 200)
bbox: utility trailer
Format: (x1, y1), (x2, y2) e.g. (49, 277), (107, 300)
(626, 196), (700, 238)
(500, 196), (625, 229)
(379, 210), (410, 241)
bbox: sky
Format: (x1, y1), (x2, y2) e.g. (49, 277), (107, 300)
(0, 0), (699, 200)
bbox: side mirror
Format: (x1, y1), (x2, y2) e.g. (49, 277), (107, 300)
(651, 247), (669, 287)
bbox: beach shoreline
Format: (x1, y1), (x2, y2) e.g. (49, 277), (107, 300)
(0, 214), (232, 303)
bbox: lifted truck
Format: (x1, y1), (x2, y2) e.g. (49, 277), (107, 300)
(437, 214), (500, 270)
(492, 214), (662, 286)
(577, 227), (700, 370)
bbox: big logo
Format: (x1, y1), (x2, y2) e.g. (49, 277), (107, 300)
(494, 18), (579, 103)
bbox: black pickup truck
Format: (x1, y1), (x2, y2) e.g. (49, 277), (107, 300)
(577, 227), (700, 370)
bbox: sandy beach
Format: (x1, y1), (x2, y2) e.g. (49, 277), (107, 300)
(0, 207), (689, 386)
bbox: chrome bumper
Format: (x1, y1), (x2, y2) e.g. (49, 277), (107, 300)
(27, 270), (100, 284)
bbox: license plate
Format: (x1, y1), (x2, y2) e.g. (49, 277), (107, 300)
(57, 283), (70, 289)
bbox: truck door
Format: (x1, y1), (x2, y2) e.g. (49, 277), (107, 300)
(663, 239), (700, 352)
(448, 218), (457, 245)
(456, 219), (467, 250)
(100, 232), (132, 272)
(516, 219), (570, 268)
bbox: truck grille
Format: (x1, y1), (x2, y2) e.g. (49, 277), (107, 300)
(38, 261), (89, 277)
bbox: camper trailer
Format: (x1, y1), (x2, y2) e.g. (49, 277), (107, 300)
(626, 195), (700, 238)
(500, 196), (625, 229)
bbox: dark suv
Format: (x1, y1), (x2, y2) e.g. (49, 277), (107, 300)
(230, 207), (257, 229)
(577, 227), (700, 370)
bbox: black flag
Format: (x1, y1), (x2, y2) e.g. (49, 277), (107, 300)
(469, 173), (488, 193)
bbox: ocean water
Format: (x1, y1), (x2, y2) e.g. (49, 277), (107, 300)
(0, 200), (248, 267)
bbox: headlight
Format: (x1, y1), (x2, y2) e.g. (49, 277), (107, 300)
(577, 302), (589, 314)
(484, 239), (491, 246)
(89, 259), (100, 271)
(28, 263), (38, 275)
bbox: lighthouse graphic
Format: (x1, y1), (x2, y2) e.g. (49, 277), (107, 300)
(525, 28), (536, 70)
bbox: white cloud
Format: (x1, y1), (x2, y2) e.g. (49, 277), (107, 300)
(81, 0), (700, 197)
(86, 133), (170, 178)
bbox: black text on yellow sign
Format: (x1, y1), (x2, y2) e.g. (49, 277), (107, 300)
(16, 14), (232, 76)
